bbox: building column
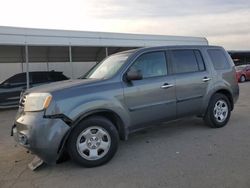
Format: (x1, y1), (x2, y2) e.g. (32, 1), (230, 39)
(69, 45), (73, 79)
(21, 46), (24, 72)
(46, 62), (49, 71)
(25, 45), (30, 89)
(105, 47), (108, 57)
(46, 47), (49, 71)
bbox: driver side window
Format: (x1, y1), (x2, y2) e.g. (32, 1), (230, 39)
(130, 51), (167, 79)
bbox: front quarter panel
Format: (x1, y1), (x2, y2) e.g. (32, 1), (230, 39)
(45, 81), (131, 133)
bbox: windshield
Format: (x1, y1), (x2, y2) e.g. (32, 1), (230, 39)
(236, 66), (245, 71)
(84, 53), (131, 79)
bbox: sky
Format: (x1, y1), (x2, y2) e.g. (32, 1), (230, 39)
(0, 0), (249, 50)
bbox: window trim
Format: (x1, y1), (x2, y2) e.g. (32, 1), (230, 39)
(194, 50), (206, 72)
(123, 50), (169, 80)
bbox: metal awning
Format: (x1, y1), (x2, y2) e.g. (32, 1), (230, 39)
(0, 26), (209, 88)
(0, 26), (208, 47)
(0, 46), (134, 63)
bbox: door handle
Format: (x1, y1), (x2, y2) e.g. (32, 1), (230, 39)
(161, 83), (174, 89)
(202, 77), (211, 82)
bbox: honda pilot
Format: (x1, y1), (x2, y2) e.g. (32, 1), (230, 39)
(12, 46), (239, 167)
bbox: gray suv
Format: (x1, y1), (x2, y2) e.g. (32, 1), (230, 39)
(12, 46), (239, 167)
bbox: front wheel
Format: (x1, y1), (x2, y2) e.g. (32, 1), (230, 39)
(204, 93), (231, 128)
(67, 116), (119, 167)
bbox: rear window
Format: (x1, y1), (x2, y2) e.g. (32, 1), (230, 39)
(207, 49), (230, 70)
(49, 72), (68, 81)
(32, 73), (49, 83)
(172, 50), (205, 74)
(236, 66), (245, 71)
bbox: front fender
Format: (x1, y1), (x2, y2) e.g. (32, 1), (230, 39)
(55, 99), (130, 159)
(67, 99), (130, 128)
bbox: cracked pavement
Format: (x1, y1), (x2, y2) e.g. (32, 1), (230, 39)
(0, 82), (250, 188)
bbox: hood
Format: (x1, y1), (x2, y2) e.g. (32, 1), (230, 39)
(236, 70), (243, 74)
(26, 78), (102, 93)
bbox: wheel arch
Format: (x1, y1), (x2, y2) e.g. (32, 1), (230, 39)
(212, 89), (234, 111)
(71, 109), (128, 141)
(56, 109), (128, 162)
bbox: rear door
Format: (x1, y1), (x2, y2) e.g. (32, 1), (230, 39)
(170, 49), (212, 117)
(123, 51), (176, 128)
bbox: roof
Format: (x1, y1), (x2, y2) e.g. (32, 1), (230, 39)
(116, 45), (221, 55)
(0, 26), (208, 47)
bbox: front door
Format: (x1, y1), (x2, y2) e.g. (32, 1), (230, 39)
(122, 51), (176, 129)
(0, 73), (27, 107)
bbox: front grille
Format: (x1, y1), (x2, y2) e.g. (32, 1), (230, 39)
(19, 94), (27, 108)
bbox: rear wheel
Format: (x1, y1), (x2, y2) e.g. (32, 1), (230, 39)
(204, 93), (231, 128)
(67, 116), (119, 167)
(240, 75), (246, 82)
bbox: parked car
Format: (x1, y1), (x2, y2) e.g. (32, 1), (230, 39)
(0, 71), (68, 108)
(236, 65), (250, 82)
(12, 46), (239, 167)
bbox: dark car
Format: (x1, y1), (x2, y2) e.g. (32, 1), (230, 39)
(236, 65), (250, 82)
(0, 71), (68, 108)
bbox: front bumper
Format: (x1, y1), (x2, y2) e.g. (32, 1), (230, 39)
(12, 110), (70, 164)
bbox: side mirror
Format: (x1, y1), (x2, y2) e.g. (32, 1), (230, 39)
(126, 69), (143, 81)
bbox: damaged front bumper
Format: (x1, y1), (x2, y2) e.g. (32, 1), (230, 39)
(12, 110), (71, 165)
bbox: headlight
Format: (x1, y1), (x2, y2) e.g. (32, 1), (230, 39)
(24, 93), (52, 112)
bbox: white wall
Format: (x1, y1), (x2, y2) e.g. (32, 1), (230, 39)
(0, 62), (96, 83)
(72, 62), (97, 78)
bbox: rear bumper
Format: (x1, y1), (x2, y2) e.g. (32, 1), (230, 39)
(13, 111), (70, 164)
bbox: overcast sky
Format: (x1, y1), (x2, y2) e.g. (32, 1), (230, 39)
(0, 0), (249, 50)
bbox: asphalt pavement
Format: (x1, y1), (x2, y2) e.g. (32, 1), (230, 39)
(0, 82), (250, 188)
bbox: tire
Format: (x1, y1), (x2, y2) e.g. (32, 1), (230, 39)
(240, 75), (246, 82)
(67, 116), (119, 167)
(204, 93), (231, 128)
